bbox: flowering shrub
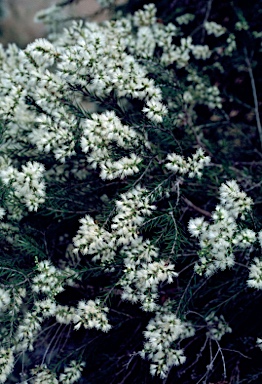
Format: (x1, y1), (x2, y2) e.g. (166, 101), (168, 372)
(0, 0), (261, 383)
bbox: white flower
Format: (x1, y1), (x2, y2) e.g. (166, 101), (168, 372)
(142, 99), (168, 123)
(0, 348), (15, 384)
(247, 258), (262, 289)
(258, 230), (262, 249)
(59, 360), (86, 384)
(191, 44), (211, 60)
(30, 365), (58, 384)
(256, 338), (262, 351)
(55, 305), (76, 324)
(188, 217), (206, 237)
(25, 38), (58, 67)
(206, 312), (232, 341)
(204, 21), (226, 37)
(166, 148), (210, 178)
(14, 311), (43, 352)
(73, 299), (111, 332)
(0, 288), (11, 311)
(219, 180), (253, 218)
(175, 13), (195, 25)
(0, 207), (5, 220)
(133, 3), (157, 27)
(191, 181), (255, 276)
(140, 304), (194, 378)
(233, 228), (256, 248)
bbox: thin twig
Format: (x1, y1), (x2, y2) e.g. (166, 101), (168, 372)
(41, 324), (63, 366)
(215, 340), (227, 381)
(201, 0), (214, 43)
(178, 336), (208, 377)
(169, 210), (178, 254)
(222, 348), (251, 360)
(245, 50), (262, 150)
(196, 340), (220, 384)
(176, 271), (195, 316)
(183, 197), (212, 217)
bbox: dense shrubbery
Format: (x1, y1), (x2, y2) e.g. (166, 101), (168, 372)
(0, 0), (262, 382)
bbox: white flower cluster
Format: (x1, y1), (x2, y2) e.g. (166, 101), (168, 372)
(25, 38), (58, 68)
(175, 13), (195, 25)
(112, 185), (156, 246)
(73, 299), (111, 332)
(73, 185), (156, 263)
(59, 360), (86, 384)
(161, 36), (193, 68)
(142, 98), (168, 123)
(185, 70), (222, 109)
(29, 107), (77, 163)
(247, 258), (262, 290)
(0, 2), (232, 220)
(56, 18), (165, 120)
(204, 21), (226, 37)
(0, 160), (46, 217)
(33, 296), (111, 334)
(165, 148), (211, 178)
(191, 44), (212, 60)
(224, 33), (237, 56)
(140, 303), (194, 378)
(188, 180), (255, 276)
(235, 20), (249, 31)
(73, 185), (176, 311)
(120, 239), (177, 311)
(0, 288), (11, 311)
(54, 304), (76, 325)
(219, 180), (253, 219)
(5, 287), (26, 315)
(115, 188), (178, 310)
(133, 3), (157, 27)
(12, 296), (110, 356)
(14, 311), (43, 352)
(80, 110), (145, 180)
(34, 298), (57, 318)
(0, 207), (5, 220)
(7, 266), (110, 358)
(32, 260), (78, 298)
(73, 215), (116, 264)
(50, 2), (222, 111)
(0, 348), (14, 384)
(256, 337), (262, 351)
(30, 365), (58, 384)
(28, 360), (85, 384)
(206, 312), (232, 341)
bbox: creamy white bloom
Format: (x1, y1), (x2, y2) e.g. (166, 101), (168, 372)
(191, 181), (255, 276)
(204, 21), (226, 37)
(73, 299), (111, 332)
(133, 3), (157, 27)
(59, 360), (86, 384)
(206, 312), (232, 341)
(247, 258), (262, 289)
(140, 304), (194, 378)
(166, 148), (210, 178)
(0, 288), (11, 311)
(30, 365), (58, 384)
(142, 99), (168, 123)
(0, 348), (15, 384)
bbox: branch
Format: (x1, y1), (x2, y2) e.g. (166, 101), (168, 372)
(183, 197), (212, 217)
(245, 50), (262, 151)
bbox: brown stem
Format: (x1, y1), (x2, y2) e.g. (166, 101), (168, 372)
(183, 197), (212, 217)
